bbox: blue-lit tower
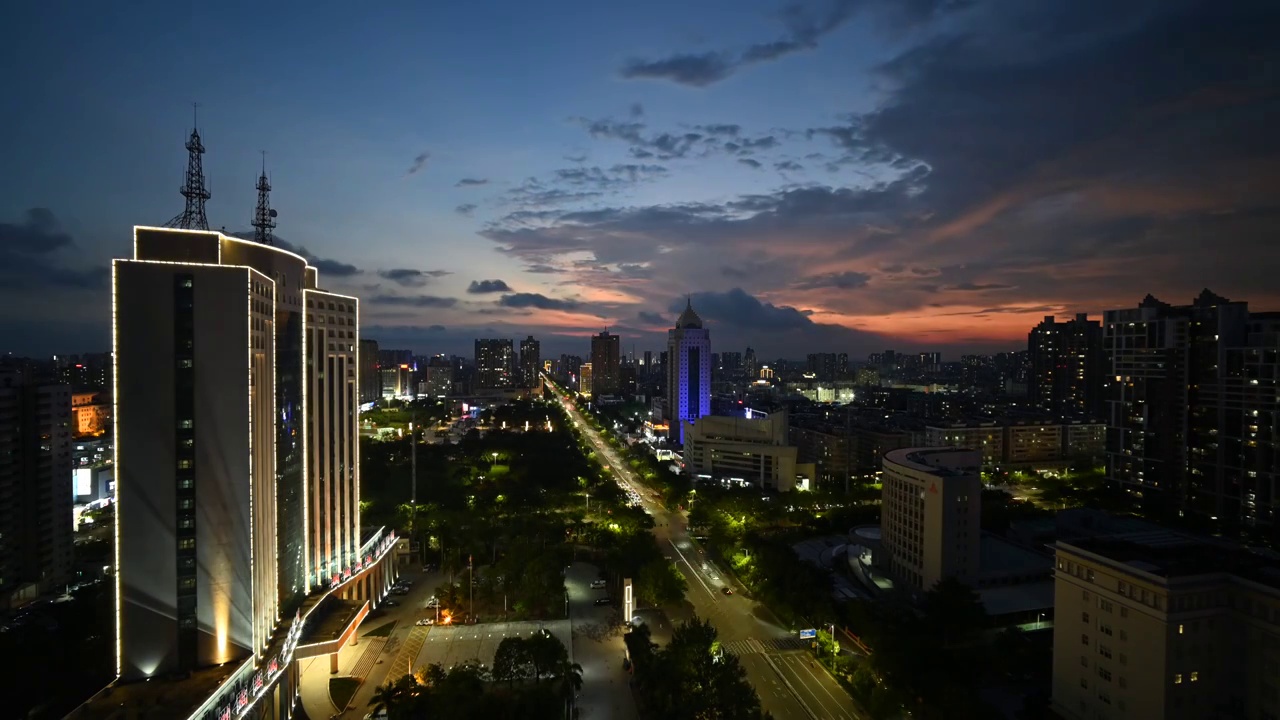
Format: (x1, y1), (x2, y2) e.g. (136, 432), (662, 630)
(666, 299), (711, 444)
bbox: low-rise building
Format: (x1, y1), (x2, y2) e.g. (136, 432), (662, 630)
(682, 411), (810, 491)
(880, 448), (982, 592)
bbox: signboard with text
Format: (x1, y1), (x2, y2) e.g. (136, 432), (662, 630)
(799, 628), (817, 639)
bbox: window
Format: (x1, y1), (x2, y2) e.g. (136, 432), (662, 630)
(1080, 678), (1089, 689)
(1120, 630), (1128, 641)
(1179, 624), (1185, 635)
(179, 517), (194, 529)
(1119, 677), (1127, 689)
(179, 498), (193, 510)
(1099, 645), (1112, 659)
(1082, 634), (1090, 645)
(179, 538), (195, 549)
(1100, 623), (1113, 636)
(1119, 653), (1127, 665)
(179, 478), (193, 489)
(1099, 668), (1112, 682)
(179, 419), (193, 429)
(1120, 607), (1128, 618)
(1083, 612), (1090, 623)
(178, 459), (193, 469)
(1190, 671), (1199, 682)
(1081, 656), (1089, 667)
(1100, 599), (1113, 612)
(1175, 673), (1183, 684)
(179, 577), (196, 590)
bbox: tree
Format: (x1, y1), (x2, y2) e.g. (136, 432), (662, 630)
(492, 636), (534, 686)
(526, 630), (570, 682)
(922, 577), (987, 647)
(636, 558), (687, 607)
(630, 616), (772, 720)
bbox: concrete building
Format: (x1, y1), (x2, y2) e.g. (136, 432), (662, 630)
(665, 300), (710, 444)
(424, 355), (452, 398)
(879, 448), (982, 592)
(88, 226), (399, 720)
(519, 335), (541, 388)
(358, 338), (379, 405)
(591, 331), (620, 397)
(303, 288), (360, 589)
(1028, 313), (1105, 419)
(682, 411), (810, 491)
(926, 419), (1106, 470)
(1051, 530), (1280, 720)
(579, 362), (593, 397)
(378, 362), (412, 399)
(475, 338), (515, 390)
(925, 422), (1004, 469)
(1105, 290), (1279, 526)
(71, 390), (110, 438)
(0, 372), (74, 608)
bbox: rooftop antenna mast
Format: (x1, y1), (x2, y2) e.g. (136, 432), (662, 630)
(252, 150), (277, 245)
(165, 103), (212, 230)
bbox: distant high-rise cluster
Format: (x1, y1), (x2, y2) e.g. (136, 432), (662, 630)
(1028, 313), (1105, 419)
(591, 331), (620, 397)
(475, 338), (516, 390)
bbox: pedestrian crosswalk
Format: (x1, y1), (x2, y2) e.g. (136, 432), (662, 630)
(719, 636), (813, 657)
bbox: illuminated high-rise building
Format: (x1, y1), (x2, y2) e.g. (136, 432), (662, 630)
(1028, 313), (1104, 418)
(666, 300), (711, 444)
(110, 226), (378, 693)
(591, 331), (620, 396)
(519, 335), (541, 388)
(475, 338), (515, 390)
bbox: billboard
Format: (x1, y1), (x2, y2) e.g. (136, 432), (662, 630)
(74, 467), (93, 498)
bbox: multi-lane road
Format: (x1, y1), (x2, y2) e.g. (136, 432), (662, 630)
(552, 385), (863, 720)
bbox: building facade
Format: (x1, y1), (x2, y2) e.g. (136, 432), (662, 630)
(879, 448), (982, 593)
(1105, 290), (1278, 526)
(1028, 313), (1105, 419)
(0, 373), (74, 609)
(579, 363), (593, 396)
(519, 335), (541, 388)
(475, 338), (515, 390)
(665, 301), (711, 444)
(1051, 532), (1280, 720)
(591, 331), (620, 397)
(358, 338), (379, 405)
(682, 412), (809, 491)
(114, 227), (367, 683)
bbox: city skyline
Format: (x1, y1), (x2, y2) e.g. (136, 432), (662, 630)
(3, 1), (1278, 359)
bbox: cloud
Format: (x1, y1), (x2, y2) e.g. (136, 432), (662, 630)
(946, 282), (1015, 291)
(407, 151), (430, 176)
(498, 293), (583, 311)
(637, 311), (667, 325)
(775, 160), (804, 172)
(0, 208), (107, 290)
(738, 158), (763, 169)
(456, 204), (478, 216)
(456, 178), (488, 187)
(672, 288), (813, 330)
(377, 268), (450, 287)
(618, 0), (958, 87)
(467, 279), (512, 294)
(794, 271), (872, 290)
(369, 294), (457, 308)
(267, 236), (361, 277)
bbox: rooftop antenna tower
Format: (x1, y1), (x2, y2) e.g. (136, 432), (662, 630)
(251, 151), (277, 245)
(165, 103), (212, 231)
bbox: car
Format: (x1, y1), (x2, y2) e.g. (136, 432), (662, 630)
(589, 580), (607, 589)
(391, 588), (409, 596)
(415, 618), (434, 626)
(425, 597), (440, 608)
(383, 600), (400, 607)
(594, 597), (612, 606)
(722, 587), (733, 596)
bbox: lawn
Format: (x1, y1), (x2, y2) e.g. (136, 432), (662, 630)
(329, 676), (361, 711)
(365, 620), (397, 637)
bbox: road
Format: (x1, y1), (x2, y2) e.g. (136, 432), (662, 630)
(552, 384), (863, 720)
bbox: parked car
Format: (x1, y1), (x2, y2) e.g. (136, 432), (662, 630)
(590, 579), (607, 589)
(391, 588), (409, 596)
(594, 597), (612, 606)
(425, 597), (440, 608)
(383, 600), (400, 607)
(415, 618), (434, 626)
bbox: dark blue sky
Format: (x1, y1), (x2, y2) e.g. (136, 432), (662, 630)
(3, 0), (1278, 358)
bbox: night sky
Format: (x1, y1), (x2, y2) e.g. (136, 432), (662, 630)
(2, 0), (1277, 358)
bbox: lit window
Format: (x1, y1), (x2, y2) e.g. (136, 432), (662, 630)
(1179, 624), (1184, 634)
(1175, 673), (1183, 684)
(1190, 672), (1199, 682)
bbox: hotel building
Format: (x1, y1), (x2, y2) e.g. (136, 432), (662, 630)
(879, 448), (982, 592)
(71, 226), (399, 720)
(665, 300), (710, 444)
(1051, 530), (1280, 720)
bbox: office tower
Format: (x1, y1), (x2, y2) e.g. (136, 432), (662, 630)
(113, 226), (367, 681)
(303, 287), (360, 589)
(591, 331), (620, 397)
(744, 347), (757, 379)
(1050, 531), (1280, 720)
(358, 339), (380, 405)
(879, 448), (981, 592)
(1028, 313), (1105, 418)
(579, 363), (593, 396)
(425, 355), (452, 397)
(666, 300), (711, 443)
(475, 339), (515, 390)
(1104, 290), (1279, 525)
(519, 335), (541, 388)
(0, 373), (73, 607)
(643, 350), (653, 376)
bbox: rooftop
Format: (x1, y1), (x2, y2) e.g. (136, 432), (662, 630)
(1062, 531), (1280, 590)
(67, 658), (248, 720)
(884, 447), (982, 477)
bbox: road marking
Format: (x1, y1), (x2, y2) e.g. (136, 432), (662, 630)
(668, 538), (717, 599)
(784, 656), (858, 720)
(764, 654), (820, 720)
